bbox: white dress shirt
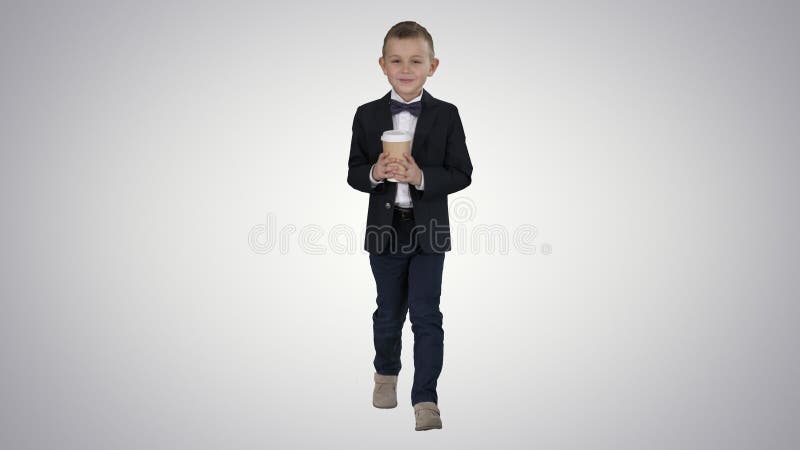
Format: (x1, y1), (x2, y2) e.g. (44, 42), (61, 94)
(369, 88), (425, 208)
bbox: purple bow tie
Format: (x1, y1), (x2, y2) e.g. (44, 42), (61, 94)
(390, 99), (422, 116)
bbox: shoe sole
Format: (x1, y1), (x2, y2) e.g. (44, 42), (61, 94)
(373, 401), (398, 409)
(415, 424), (442, 431)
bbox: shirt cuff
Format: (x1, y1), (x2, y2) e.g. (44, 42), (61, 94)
(414, 170), (424, 190)
(369, 163), (384, 187)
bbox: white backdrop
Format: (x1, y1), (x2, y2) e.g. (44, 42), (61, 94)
(1, 1), (798, 449)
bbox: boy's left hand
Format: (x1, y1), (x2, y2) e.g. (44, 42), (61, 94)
(387, 153), (423, 186)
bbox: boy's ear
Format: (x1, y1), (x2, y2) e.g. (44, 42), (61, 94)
(378, 56), (387, 74)
(428, 57), (440, 75)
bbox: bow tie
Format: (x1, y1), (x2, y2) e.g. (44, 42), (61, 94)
(390, 99), (422, 117)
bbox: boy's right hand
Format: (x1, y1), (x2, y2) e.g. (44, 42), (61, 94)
(373, 152), (402, 181)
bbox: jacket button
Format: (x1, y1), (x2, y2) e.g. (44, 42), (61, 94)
(385, 202), (391, 209)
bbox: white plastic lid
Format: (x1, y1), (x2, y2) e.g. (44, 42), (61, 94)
(381, 129), (412, 142)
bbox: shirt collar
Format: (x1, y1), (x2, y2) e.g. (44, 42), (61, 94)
(390, 87), (423, 104)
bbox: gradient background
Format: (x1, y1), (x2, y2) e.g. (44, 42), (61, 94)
(1, 1), (799, 449)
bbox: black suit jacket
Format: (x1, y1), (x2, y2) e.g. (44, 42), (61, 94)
(347, 89), (473, 254)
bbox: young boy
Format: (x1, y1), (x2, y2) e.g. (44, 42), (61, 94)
(346, 21), (473, 431)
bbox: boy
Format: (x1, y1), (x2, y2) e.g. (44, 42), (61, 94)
(346, 21), (473, 431)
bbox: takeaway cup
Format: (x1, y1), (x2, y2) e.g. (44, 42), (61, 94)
(380, 130), (412, 182)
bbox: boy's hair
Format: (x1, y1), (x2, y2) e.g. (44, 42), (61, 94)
(382, 21), (435, 61)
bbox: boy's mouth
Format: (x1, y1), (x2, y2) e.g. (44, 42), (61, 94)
(399, 78), (414, 83)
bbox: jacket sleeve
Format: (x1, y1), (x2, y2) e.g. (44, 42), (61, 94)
(411, 105), (473, 199)
(347, 107), (388, 194)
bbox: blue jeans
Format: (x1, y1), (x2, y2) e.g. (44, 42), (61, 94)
(369, 207), (446, 405)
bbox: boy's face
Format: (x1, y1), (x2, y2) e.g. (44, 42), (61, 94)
(379, 37), (439, 102)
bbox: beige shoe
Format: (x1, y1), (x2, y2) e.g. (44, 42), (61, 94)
(413, 401), (442, 431)
(372, 373), (398, 408)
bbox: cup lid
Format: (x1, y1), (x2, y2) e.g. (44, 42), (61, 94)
(381, 130), (412, 142)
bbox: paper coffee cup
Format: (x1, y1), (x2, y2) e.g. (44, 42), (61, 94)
(381, 130), (412, 182)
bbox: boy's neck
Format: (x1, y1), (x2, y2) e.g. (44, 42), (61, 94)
(395, 88), (423, 103)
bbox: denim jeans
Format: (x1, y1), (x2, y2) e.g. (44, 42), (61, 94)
(369, 207), (445, 405)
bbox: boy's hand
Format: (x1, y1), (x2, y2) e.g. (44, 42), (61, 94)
(387, 153), (422, 186)
(372, 152), (395, 181)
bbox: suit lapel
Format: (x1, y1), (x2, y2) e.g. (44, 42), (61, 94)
(411, 89), (439, 161)
(379, 91), (394, 136)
